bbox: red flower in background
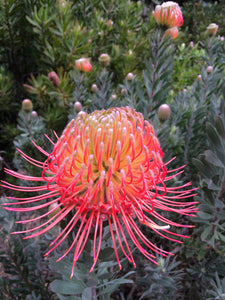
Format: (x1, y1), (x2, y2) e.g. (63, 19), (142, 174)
(2, 107), (197, 277)
(154, 1), (183, 28)
(165, 27), (179, 40)
(75, 58), (92, 72)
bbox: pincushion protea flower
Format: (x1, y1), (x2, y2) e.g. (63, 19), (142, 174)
(154, 1), (183, 28)
(75, 58), (92, 72)
(2, 107), (197, 277)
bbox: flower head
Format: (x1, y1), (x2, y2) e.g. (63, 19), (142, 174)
(154, 1), (183, 28)
(75, 58), (92, 72)
(164, 27), (179, 39)
(2, 107), (197, 277)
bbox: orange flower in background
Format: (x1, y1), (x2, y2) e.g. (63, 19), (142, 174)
(154, 1), (183, 28)
(2, 107), (197, 277)
(75, 58), (92, 72)
(165, 27), (179, 39)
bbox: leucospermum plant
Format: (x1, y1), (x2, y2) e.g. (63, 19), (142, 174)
(2, 107), (197, 277)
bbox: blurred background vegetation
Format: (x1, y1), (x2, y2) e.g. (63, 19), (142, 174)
(1, 0), (225, 299)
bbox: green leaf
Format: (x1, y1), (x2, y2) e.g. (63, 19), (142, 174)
(215, 115), (225, 139)
(26, 16), (41, 29)
(206, 122), (224, 151)
(204, 150), (224, 168)
(50, 279), (87, 295)
(82, 287), (92, 300)
(98, 247), (114, 260)
(197, 211), (212, 220)
(58, 296), (81, 300)
(201, 226), (212, 241)
(218, 232), (225, 243)
(192, 158), (212, 178)
(98, 278), (133, 296)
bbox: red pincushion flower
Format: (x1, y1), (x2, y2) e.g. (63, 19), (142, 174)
(2, 107), (197, 277)
(75, 58), (92, 72)
(154, 1), (183, 28)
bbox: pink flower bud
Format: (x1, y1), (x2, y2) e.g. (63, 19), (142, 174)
(207, 66), (213, 73)
(111, 94), (117, 100)
(31, 111), (38, 118)
(91, 84), (98, 92)
(197, 75), (202, 82)
(126, 73), (135, 81)
(75, 58), (92, 72)
(158, 104), (171, 121)
(48, 71), (61, 87)
(74, 101), (82, 112)
(22, 99), (33, 112)
(107, 20), (113, 27)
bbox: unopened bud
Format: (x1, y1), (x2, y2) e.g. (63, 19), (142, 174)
(31, 111), (38, 118)
(74, 101), (82, 112)
(207, 66), (213, 73)
(158, 104), (171, 121)
(111, 94), (117, 100)
(171, 125), (177, 135)
(121, 88), (127, 96)
(48, 71), (61, 87)
(197, 74), (202, 82)
(221, 37), (224, 42)
(22, 99), (33, 112)
(190, 41), (194, 48)
(206, 23), (218, 36)
(107, 20), (113, 27)
(91, 84), (98, 92)
(126, 73), (134, 81)
(98, 53), (110, 67)
(183, 88), (187, 93)
(48, 203), (61, 219)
